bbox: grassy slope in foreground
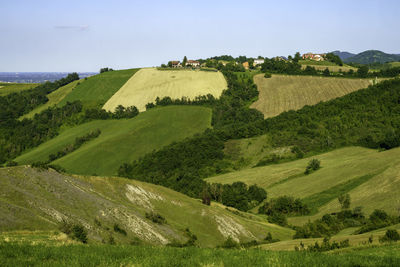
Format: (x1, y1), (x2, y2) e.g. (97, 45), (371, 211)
(0, 166), (292, 247)
(207, 146), (400, 222)
(20, 79), (81, 119)
(103, 68), (227, 112)
(251, 74), (371, 118)
(16, 106), (212, 176)
(59, 69), (138, 108)
(0, 242), (399, 267)
(0, 83), (38, 96)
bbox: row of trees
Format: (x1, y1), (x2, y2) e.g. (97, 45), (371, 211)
(294, 208), (399, 238)
(262, 57), (400, 78)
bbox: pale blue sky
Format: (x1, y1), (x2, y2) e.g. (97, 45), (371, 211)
(1, 0), (399, 72)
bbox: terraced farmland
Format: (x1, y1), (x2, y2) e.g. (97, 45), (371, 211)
(15, 106), (212, 176)
(103, 68), (227, 112)
(251, 74), (371, 118)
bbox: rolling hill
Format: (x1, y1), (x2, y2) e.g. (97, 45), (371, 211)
(331, 51), (356, 60)
(0, 166), (293, 246)
(15, 106), (212, 176)
(344, 50), (400, 64)
(206, 146), (400, 225)
(58, 69), (139, 108)
(103, 68), (227, 112)
(250, 74), (371, 118)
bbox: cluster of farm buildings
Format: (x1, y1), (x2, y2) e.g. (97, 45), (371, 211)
(167, 52), (327, 70)
(170, 60), (200, 68)
(302, 53), (327, 61)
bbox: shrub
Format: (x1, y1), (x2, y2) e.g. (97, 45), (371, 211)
(379, 229), (400, 243)
(264, 72), (272, 78)
(258, 196), (310, 217)
(264, 232), (280, 243)
(59, 220), (87, 243)
(220, 237), (240, 249)
(305, 159), (321, 174)
(268, 212), (287, 226)
(338, 194), (351, 210)
(6, 161), (18, 167)
(113, 224), (127, 236)
(145, 212), (167, 224)
(291, 146), (304, 158)
(72, 224), (88, 243)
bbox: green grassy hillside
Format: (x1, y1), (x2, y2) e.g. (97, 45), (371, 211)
(207, 146), (400, 224)
(15, 106), (212, 176)
(21, 79), (81, 119)
(1, 242), (399, 266)
(58, 69), (138, 108)
(0, 166), (292, 247)
(0, 82), (38, 96)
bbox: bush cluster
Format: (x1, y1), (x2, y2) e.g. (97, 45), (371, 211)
(258, 196), (310, 226)
(295, 237), (350, 252)
(145, 212), (167, 224)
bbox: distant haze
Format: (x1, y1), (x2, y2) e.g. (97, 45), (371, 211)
(1, 0), (399, 72)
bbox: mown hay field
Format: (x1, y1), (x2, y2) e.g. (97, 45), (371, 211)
(16, 106), (212, 176)
(251, 74), (371, 118)
(103, 68), (227, 112)
(0, 82), (38, 96)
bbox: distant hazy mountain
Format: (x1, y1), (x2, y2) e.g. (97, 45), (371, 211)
(331, 51), (356, 60)
(343, 50), (400, 64)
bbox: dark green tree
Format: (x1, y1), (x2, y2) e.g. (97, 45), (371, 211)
(323, 67), (330, 76)
(294, 52), (301, 62)
(357, 65), (369, 78)
(182, 56), (187, 67)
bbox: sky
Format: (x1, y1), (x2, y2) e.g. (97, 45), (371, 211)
(1, 0), (399, 72)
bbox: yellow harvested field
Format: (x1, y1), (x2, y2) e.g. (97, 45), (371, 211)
(251, 74), (371, 118)
(103, 68), (227, 112)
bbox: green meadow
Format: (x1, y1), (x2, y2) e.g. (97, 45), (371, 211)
(207, 146), (400, 224)
(58, 69), (139, 108)
(0, 242), (399, 267)
(16, 106), (212, 176)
